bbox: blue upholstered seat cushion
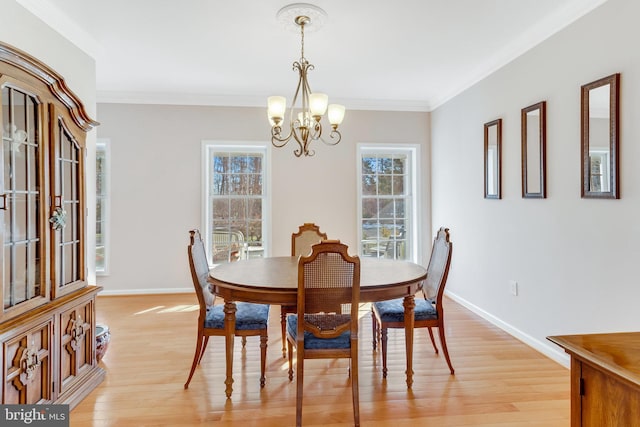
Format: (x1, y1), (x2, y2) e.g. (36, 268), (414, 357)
(205, 302), (270, 330)
(286, 315), (351, 349)
(372, 298), (437, 323)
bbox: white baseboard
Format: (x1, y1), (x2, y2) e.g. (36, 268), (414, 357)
(445, 290), (570, 368)
(97, 287), (193, 296)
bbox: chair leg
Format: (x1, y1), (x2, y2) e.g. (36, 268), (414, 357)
(351, 348), (360, 426)
(381, 327), (388, 378)
(427, 327), (439, 354)
(371, 308), (378, 350)
(281, 307), (288, 358)
(438, 323), (455, 375)
(197, 336), (209, 365)
(184, 333), (204, 389)
(241, 336), (247, 348)
(259, 333), (268, 387)
(295, 347), (305, 427)
(287, 339), (294, 381)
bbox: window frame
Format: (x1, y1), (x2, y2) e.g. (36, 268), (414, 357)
(356, 144), (421, 264)
(95, 138), (110, 276)
(201, 142), (271, 266)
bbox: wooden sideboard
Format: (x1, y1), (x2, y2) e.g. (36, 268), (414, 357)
(548, 332), (640, 427)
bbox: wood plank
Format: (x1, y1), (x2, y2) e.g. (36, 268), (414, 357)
(70, 295), (570, 426)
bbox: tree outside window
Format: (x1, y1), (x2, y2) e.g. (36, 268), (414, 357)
(359, 147), (417, 261)
(204, 145), (267, 264)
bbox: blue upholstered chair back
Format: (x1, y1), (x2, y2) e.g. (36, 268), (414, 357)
(188, 230), (216, 309)
(423, 227), (452, 301)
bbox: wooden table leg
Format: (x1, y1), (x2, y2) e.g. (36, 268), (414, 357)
(403, 294), (416, 388)
(223, 301), (237, 398)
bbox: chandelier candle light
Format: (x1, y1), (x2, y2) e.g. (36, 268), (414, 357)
(268, 3), (345, 157)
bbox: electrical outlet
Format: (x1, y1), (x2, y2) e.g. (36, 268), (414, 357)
(509, 280), (518, 296)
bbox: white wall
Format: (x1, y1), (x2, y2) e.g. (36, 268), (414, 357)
(94, 104), (430, 294)
(0, 0), (98, 283)
(431, 0), (640, 364)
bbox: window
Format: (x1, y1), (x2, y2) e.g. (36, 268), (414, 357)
(95, 139), (110, 275)
(358, 145), (419, 262)
(203, 144), (269, 265)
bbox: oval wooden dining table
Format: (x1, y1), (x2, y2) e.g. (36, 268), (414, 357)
(209, 256), (427, 398)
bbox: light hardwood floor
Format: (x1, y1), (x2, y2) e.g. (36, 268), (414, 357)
(71, 294), (570, 426)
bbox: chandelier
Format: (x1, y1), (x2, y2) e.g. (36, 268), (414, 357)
(268, 4), (345, 157)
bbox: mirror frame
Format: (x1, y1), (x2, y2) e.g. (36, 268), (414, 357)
(581, 73), (620, 199)
(521, 101), (547, 198)
(484, 118), (502, 199)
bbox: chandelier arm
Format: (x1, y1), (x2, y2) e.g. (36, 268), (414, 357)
(300, 66), (310, 124)
(309, 120), (322, 141)
(291, 126), (309, 157)
(290, 62), (304, 125)
(288, 61), (307, 154)
(271, 125), (294, 148)
(301, 63), (314, 94)
(320, 129), (342, 146)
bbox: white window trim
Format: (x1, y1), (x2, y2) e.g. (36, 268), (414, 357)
(356, 143), (421, 264)
(96, 138), (111, 276)
(201, 141), (272, 264)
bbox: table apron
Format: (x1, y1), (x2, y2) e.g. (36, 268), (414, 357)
(211, 285), (297, 305)
(211, 281), (423, 305)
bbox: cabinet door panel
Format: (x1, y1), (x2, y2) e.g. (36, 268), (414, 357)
(59, 299), (93, 396)
(2, 320), (53, 404)
(0, 81), (48, 321)
(582, 362), (640, 426)
(50, 109), (86, 299)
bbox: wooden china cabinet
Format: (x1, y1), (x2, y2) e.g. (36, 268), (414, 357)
(0, 42), (104, 408)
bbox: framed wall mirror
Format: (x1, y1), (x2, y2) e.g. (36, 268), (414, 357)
(484, 119), (502, 199)
(581, 73), (620, 199)
(521, 101), (546, 198)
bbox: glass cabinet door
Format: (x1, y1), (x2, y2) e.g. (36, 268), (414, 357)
(50, 113), (85, 298)
(0, 84), (47, 320)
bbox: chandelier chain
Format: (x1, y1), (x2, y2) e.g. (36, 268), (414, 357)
(300, 20), (305, 61)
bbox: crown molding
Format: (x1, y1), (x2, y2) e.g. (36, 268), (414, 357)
(430, 0), (609, 110)
(16, 0), (101, 58)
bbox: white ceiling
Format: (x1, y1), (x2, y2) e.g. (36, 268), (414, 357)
(20, 0), (607, 111)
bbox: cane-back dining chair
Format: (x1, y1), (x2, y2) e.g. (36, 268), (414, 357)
(184, 229), (270, 390)
(279, 223), (329, 357)
(371, 227), (455, 377)
(286, 240), (361, 427)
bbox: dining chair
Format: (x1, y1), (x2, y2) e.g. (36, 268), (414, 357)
(184, 229), (270, 390)
(286, 240), (361, 427)
(279, 223), (329, 358)
(371, 227), (455, 377)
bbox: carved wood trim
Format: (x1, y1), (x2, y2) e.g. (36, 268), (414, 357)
(0, 41), (99, 131)
(19, 346), (41, 384)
